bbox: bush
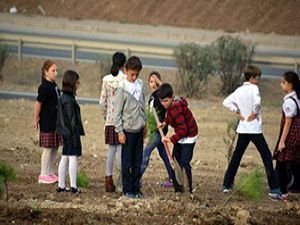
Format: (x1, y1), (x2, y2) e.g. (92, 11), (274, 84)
(0, 44), (8, 73)
(0, 162), (16, 210)
(174, 43), (216, 98)
(214, 36), (255, 95)
(77, 171), (89, 188)
(236, 168), (264, 201)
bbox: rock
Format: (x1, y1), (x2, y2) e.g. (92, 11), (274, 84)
(235, 209), (251, 225)
(286, 202), (295, 211)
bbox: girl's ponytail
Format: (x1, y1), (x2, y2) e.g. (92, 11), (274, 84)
(283, 71), (300, 99)
(110, 52), (126, 76)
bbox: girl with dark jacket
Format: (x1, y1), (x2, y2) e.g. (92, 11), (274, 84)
(56, 70), (85, 193)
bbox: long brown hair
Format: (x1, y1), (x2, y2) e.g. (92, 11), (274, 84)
(41, 60), (56, 80)
(61, 70), (80, 95)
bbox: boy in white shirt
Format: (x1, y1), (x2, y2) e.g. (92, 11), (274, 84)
(222, 65), (282, 200)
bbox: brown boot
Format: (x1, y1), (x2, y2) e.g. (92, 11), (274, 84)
(105, 176), (116, 192)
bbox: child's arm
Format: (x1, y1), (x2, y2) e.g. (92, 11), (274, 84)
(99, 79), (108, 120)
(114, 87), (126, 144)
(247, 86), (261, 122)
(278, 117), (293, 151)
(223, 93), (244, 120)
(33, 101), (42, 130)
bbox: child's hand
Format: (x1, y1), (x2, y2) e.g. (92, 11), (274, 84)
(157, 122), (164, 129)
(278, 141), (285, 151)
(247, 112), (257, 122)
(161, 136), (170, 143)
(33, 120), (39, 131)
(151, 74), (162, 86)
(118, 133), (126, 144)
(236, 112), (245, 121)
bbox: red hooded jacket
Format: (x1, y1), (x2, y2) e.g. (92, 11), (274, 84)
(165, 97), (198, 144)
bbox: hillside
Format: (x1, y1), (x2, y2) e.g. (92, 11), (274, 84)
(1, 0), (300, 35)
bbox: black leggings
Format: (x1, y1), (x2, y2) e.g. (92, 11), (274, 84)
(276, 161), (293, 194)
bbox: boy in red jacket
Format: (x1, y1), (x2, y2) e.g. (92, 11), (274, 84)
(157, 83), (198, 193)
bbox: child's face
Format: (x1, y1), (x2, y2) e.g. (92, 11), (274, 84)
(249, 75), (260, 85)
(149, 75), (159, 91)
(160, 97), (173, 109)
(45, 64), (58, 82)
(280, 78), (293, 93)
(126, 69), (139, 83)
(75, 79), (80, 91)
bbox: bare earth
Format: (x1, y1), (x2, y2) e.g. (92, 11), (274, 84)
(1, 0), (300, 35)
(1, 1), (300, 224)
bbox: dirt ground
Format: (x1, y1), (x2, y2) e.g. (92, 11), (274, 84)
(1, 0), (300, 35)
(1, 58), (300, 224)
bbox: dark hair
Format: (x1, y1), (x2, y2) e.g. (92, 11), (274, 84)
(41, 60), (56, 80)
(148, 71), (161, 82)
(244, 65), (261, 81)
(283, 71), (300, 99)
(62, 70), (80, 95)
(111, 52), (126, 76)
(157, 83), (173, 99)
(125, 56), (142, 71)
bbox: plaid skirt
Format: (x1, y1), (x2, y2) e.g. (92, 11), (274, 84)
(273, 109), (300, 162)
(105, 125), (119, 145)
(40, 131), (63, 148)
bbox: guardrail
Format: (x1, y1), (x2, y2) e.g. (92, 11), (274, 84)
(0, 32), (299, 73)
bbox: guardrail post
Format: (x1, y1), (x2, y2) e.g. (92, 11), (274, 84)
(72, 43), (76, 64)
(127, 48), (131, 58)
(18, 40), (22, 61)
(294, 60), (299, 74)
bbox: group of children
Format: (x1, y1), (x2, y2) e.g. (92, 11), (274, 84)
(34, 54), (300, 201)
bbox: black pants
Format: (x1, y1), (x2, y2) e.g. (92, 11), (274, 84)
(121, 130), (143, 195)
(276, 161), (300, 194)
(173, 142), (195, 193)
(223, 133), (279, 190)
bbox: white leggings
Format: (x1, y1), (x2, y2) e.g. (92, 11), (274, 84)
(58, 155), (78, 188)
(40, 148), (58, 176)
(105, 144), (122, 176)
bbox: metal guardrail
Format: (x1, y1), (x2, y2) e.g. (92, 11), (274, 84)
(0, 32), (299, 73)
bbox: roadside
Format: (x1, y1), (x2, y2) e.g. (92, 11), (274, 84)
(1, 12), (300, 51)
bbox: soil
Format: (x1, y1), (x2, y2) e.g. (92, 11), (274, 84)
(0, 0), (300, 35)
(1, 58), (300, 224)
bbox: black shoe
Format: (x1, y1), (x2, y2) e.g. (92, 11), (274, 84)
(70, 187), (81, 193)
(57, 187), (68, 193)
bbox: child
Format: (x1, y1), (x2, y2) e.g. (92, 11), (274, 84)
(156, 83), (198, 194)
(140, 71), (174, 188)
(273, 71), (300, 200)
(222, 65), (281, 200)
(99, 52), (126, 192)
(34, 60), (62, 184)
(56, 70), (85, 193)
(114, 56), (146, 198)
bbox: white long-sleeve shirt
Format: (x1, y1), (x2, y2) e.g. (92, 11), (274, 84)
(223, 82), (262, 134)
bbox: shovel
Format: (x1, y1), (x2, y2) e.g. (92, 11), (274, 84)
(151, 107), (183, 186)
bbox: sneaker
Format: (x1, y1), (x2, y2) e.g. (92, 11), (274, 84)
(281, 194), (289, 201)
(70, 187), (81, 193)
(123, 192), (136, 199)
(49, 174), (59, 183)
(269, 188), (283, 201)
(222, 185), (233, 193)
(135, 192), (144, 199)
(160, 179), (174, 188)
(38, 175), (57, 184)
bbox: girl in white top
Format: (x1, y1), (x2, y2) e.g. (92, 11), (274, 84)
(273, 71), (300, 200)
(99, 52), (126, 192)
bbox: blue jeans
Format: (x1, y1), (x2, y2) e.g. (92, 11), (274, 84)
(141, 132), (173, 180)
(223, 133), (280, 190)
(121, 130), (143, 195)
(173, 142), (195, 193)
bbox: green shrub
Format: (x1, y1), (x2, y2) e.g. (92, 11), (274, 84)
(0, 162), (17, 210)
(214, 36), (255, 95)
(236, 168), (264, 201)
(174, 43), (216, 98)
(77, 171), (89, 188)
